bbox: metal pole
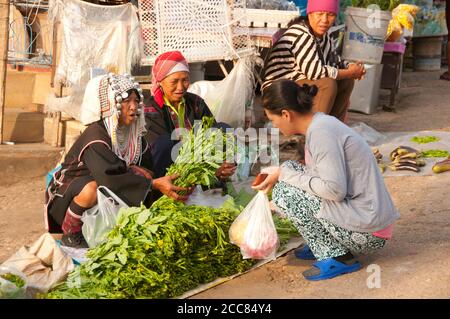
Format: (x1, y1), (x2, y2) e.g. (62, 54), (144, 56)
(0, 0), (11, 144)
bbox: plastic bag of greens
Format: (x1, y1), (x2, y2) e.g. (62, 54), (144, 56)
(81, 186), (129, 248)
(0, 266), (28, 299)
(229, 191), (279, 260)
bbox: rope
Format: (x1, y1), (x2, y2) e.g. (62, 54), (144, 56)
(349, 14), (384, 41)
(27, 0), (42, 26)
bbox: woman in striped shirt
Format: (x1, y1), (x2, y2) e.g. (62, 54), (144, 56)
(262, 0), (366, 121)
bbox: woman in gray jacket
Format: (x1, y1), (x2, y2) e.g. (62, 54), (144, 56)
(253, 79), (399, 281)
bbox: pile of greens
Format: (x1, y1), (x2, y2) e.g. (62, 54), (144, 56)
(46, 198), (255, 299)
(410, 136), (440, 144)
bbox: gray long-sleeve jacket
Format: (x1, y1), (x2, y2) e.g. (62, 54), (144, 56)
(279, 113), (400, 233)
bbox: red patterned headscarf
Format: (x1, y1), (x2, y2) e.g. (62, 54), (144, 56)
(151, 51), (190, 108)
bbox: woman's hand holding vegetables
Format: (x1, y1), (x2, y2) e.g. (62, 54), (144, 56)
(152, 174), (192, 202)
(251, 167), (281, 194)
(216, 162), (237, 180)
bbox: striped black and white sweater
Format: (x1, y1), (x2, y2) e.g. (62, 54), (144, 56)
(262, 21), (347, 91)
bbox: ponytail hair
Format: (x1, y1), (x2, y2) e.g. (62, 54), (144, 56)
(262, 79), (317, 115)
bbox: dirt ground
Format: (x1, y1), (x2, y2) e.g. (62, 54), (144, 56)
(0, 70), (449, 298)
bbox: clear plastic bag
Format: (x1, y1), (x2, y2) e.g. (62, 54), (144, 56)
(0, 266), (28, 299)
(185, 185), (232, 208)
(187, 56), (256, 128)
(229, 191), (279, 260)
(81, 186), (129, 248)
(1, 233), (74, 295)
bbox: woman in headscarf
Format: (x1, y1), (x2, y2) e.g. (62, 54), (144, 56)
(262, 0), (366, 121)
(45, 73), (190, 249)
(144, 50), (236, 181)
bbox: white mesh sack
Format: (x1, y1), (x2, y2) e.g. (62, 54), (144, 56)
(138, 0), (253, 65)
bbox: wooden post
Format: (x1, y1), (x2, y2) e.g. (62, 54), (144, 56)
(51, 21), (59, 88)
(0, 0), (11, 144)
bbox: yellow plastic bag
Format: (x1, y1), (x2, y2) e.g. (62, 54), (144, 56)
(387, 19), (403, 42)
(386, 4), (420, 40)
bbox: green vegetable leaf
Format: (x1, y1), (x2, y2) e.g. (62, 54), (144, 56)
(102, 251), (116, 262)
(422, 149), (449, 158)
(137, 210), (151, 225)
(117, 252), (127, 265)
(411, 136), (440, 144)
(147, 224), (159, 234)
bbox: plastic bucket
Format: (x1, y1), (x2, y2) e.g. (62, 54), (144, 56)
(342, 6), (392, 64)
(413, 36), (443, 71)
(293, 0), (308, 16)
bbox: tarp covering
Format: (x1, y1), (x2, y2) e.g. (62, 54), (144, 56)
(46, 0), (141, 120)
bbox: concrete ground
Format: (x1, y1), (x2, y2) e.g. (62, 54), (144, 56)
(0, 70), (449, 298)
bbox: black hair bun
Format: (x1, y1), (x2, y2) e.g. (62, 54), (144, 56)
(309, 85), (318, 97)
(301, 84), (318, 97)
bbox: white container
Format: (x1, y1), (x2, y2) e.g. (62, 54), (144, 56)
(342, 6), (392, 64)
(237, 8), (300, 28)
(349, 63), (384, 115)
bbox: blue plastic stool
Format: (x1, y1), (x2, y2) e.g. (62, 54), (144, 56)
(46, 164), (62, 189)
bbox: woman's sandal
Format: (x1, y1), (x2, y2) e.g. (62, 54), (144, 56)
(294, 244), (316, 260)
(440, 72), (450, 81)
(302, 258), (361, 281)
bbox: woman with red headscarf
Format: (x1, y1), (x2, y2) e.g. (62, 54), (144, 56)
(144, 51), (236, 183)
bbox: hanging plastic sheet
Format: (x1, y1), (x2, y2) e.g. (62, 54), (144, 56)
(46, 0), (142, 120)
(188, 55), (256, 128)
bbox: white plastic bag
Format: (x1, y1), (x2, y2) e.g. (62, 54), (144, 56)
(1, 233), (74, 295)
(185, 185), (232, 208)
(81, 186), (129, 248)
(187, 56), (256, 128)
(229, 191), (279, 260)
(0, 266), (28, 299)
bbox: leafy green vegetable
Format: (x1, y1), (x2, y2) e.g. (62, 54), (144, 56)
(410, 136), (440, 144)
(226, 182), (255, 208)
(0, 273), (25, 288)
(46, 199), (256, 299)
(165, 116), (235, 190)
(273, 215), (299, 249)
(421, 150), (450, 158)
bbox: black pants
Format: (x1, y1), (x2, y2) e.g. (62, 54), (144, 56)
(47, 175), (94, 233)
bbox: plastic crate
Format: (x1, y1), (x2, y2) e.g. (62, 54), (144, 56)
(236, 8), (299, 28)
(138, 0), (253, 65)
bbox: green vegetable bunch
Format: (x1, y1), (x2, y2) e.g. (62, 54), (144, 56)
(351, 0), (399, 11)
(166, 116), (235, 189)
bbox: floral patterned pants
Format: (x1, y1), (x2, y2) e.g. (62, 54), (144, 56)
(272, 161), (386, 261)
